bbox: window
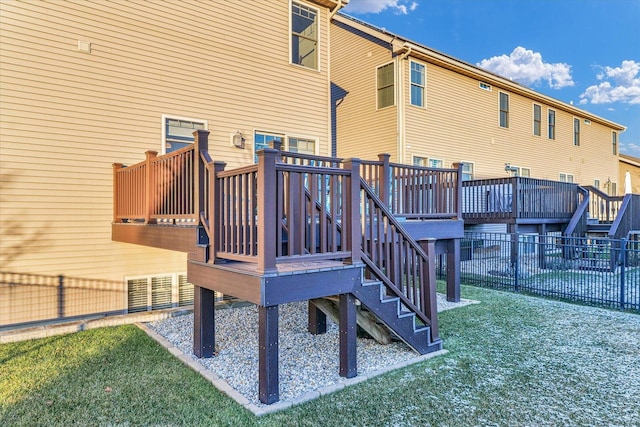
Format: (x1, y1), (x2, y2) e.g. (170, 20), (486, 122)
(288, 136), (316, 155)
(428, 158), (444, 168)
(413, 156), (427, 167)
(594, 179), (600, 190)
(608, 182), (617, 196)
(291, 1), (318, 69)
(254, 131), (316, 162)
(410, 60), (426, 107)
(377, 63), (395, 109)
(499, 92), (509, 128)
(461, 162), (474, 181)
(254, 131), (284, 162)
(533, 104), (541, 136)
(612, 131), (618, 155)
(559, 173), (574, 183)
(573, 118), (580, 146)
(548, 109), (556, 140)
(126, 273), (206, 313)
(163, 116), (206, 153)
(507, 166), (530, 177)
(479, 82), (492, 91)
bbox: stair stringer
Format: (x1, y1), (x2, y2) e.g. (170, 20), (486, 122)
(351, 279), (442, 355)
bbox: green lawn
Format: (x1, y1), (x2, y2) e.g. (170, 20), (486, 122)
(2, 285), (640, 426)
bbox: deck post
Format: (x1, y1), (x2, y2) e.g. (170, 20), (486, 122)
(377, 153), (391, 206)
(446, 238), (461, 302)
(339, 293), (357, 378)
(259, 305), (279, 404)
(144, 150), (158, 224)
(193, 129), (210, 225)
(308, 300), (327, 334)
(420, 238), (440, 342)
(112, 163), (124, 223)
(257, 149), (279, 274)
(193, 285), (215, 358)
(343, 158), (362, 265)
(452, 162), (464, 220)
(209, 161), (227, 263)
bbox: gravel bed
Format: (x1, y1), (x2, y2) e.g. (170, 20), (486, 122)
(147, 294), (476, 407)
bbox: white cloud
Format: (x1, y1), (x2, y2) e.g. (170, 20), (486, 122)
(579, 60), (640, 105)
(343, 0), (418, 15)
(477, 46), (574, 89)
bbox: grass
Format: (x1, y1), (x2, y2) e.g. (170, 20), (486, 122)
(2, 285), (640, 426)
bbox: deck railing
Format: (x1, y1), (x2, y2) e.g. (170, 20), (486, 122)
(113, 146), (197, 224)
(583, 186), (624, 224)
(462, 177), (580, 221)
(608, 194), (640, 239)
(361, 154), (462, 220)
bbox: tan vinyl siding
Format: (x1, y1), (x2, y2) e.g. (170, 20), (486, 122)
(403, 61), (619, 183)
(330, 22), (397, 160)
(0, 1), (331, 284)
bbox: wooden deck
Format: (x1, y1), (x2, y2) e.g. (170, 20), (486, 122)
(112, 130), (461, 404)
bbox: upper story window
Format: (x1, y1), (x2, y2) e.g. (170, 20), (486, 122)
(612, 131), (618, 155)
(410, 60), (426, 107)
(377, 62), (395, 109)
(533, 104), (541, 136)
(291, 1), (318, 70)
(573, 118), (580, 146)
(548, 109), (556, 140)
(163, 116), (206, 154)
(461, 162), (474, 181)
(499, 92), (509, 128)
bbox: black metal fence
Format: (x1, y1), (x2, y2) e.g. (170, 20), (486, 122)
(446, 232), (640, 312)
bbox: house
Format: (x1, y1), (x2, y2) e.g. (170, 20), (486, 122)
(0, 0), (345, 325)
(620, 154), (640, 195)
(330, 14), (626, 192)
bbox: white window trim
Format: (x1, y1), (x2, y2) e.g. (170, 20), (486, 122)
(376, 61), (396, 110)
(409, 59), (427, 109)
(547, 108), (556, 140)
(559, 172), (575, 183)
(498, 91), (509, 129)
(161, 114), (208, 155)
(412, 155), (428, 166)
(573, 117), (581, 146)
(428, 157), (444, 168)
(460, 160), (475, 180)
(479, 82), (492, 91)
(532, 103), (542, 137)
(124, 272), (192, 313)
(253, 129), (319, 160)
(289, 0), (321, 72)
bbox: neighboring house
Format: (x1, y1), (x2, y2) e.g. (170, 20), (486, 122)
(620, 153), (640, 195)
(330, 14), (626, 191)
(0, 0), (345, 325)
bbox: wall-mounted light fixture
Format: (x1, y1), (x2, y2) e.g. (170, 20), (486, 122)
(232, 131), (245, 149)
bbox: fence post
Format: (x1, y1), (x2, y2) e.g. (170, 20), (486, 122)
(512, 231), (520, 292)
(620, 238), (627, 310)
(257, 148), (279, 274)
(57, 274), (64, 319)
(377, 153), (391, 208)
(343, 158), (362, 265)
(144, 150), (158, 224)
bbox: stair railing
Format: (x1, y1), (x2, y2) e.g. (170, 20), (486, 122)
(358, 175), (439, 341)
(583, 185), (624, 223)
(563, 186), (589, 237)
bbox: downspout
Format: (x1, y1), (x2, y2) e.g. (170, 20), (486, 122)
(397, 45), (412, 163)
(330, 0), (344, 18)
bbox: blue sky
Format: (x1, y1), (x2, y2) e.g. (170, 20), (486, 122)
(341, 0), (640, 158)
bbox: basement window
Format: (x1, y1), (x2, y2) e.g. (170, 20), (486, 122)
(126, 273), (210, 313)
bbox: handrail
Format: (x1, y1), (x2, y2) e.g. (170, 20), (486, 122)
(583, 185), (624, 223)
(563, 186), (589, 237)
(358, 177), (439, 340)
(608, 194), (640, 239)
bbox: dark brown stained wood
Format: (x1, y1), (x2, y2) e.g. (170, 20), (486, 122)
(193, 286), (215, 358)
(308, 300), (327, 335)
(259, 305), (279, 404)
(112, 223), (198, 253)
(446, 238), (461, 302)
(187, 260), (263, 305)
(339, 293), (357, 378)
